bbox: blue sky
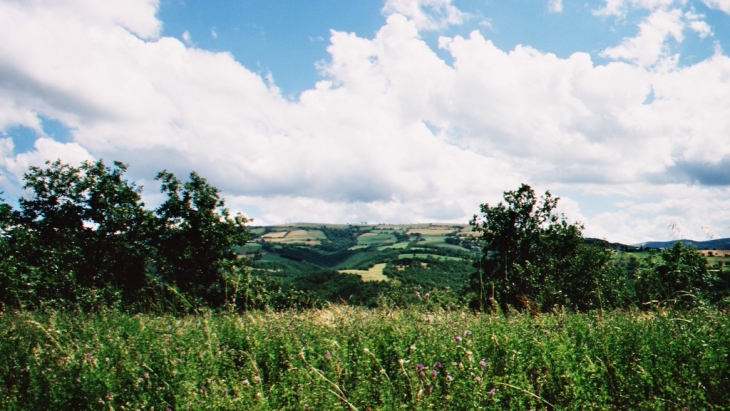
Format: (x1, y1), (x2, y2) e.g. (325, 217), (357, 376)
(2, 0), (730, 243)
(157, 0), (725, 96)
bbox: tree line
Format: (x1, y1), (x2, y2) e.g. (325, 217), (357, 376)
(467, 184), (730, 313)
(0, 160), (310, 312)
(0, 160), (728, 313)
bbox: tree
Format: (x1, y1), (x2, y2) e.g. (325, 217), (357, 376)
(151, 170), (250, 307)
(634, 242), (719, 305)
(0, 160), (254, 311)
(1, 160), (153, 308)
(469, 184), (621, 312)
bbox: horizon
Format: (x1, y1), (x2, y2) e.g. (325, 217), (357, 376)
(2, 0), (730, 245)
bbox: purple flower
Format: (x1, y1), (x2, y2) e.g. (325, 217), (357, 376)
(433, 361), (442, 368)
(454, 335), (462, 342)
(419, 371), (426, 378)
(424, 292), (430, 297)
(464, 330), (472, 336)
(479, 359), (486, 367)
(431, 369), (438, 376)
(416, 363), (425, 371)
(415, 291), (421, 297)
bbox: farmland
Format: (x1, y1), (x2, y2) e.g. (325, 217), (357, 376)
(243, 223), (477, 291)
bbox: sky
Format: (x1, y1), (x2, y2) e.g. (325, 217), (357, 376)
(1, 0), (730, 244)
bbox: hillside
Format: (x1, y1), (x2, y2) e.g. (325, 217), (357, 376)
(236, 223), (479, 299)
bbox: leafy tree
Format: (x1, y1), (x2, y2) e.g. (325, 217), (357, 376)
(634, 242), (721, 305)
(0, 160), (152, 308)
(0, 160), (256, 311)
(469, 184), (621, 312)
(151, 170), (250, 307)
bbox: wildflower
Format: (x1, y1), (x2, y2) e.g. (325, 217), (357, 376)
(325, 351), (332, 360)
(464, 330), (472, 336)
(431, 369), (438, 376)
(424, 292), (430, 297)
(415, 291), (420, 297)
(487, 388), (498, 396)
(416, 363), (425, 371)
(419, 371), (426, 378)
(452, 362), (458, 366)
(254, 375), (262, 383)
(454, 335), (462, 342)
(479, 359), (486, 367)
(447, 375), (454, 381)
(433, 361), (442, 368)
(242, 379), (250, 386)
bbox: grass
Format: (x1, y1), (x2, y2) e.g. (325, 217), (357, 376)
(356, 233), (396, 246)
(399, 253), (464, 261)
(377, 242), (409, 251)
(339, 263), (389, 282)
(2, 306), (730, 410)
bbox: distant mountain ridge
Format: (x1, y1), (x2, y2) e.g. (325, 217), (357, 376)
(635, 238), (730, 250)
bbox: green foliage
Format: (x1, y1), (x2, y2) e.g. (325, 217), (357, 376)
(151, 170), (250, 306)
(470, 184), (622, 312)
(291, 271), (387, 306)
(384, 257), (473, 293)
(3, 307), (730, 410)
(0, 160), (153, 309)
(319, 226), (358, 251)
(634, 242), (726, 306)
(0, 160), (259, 312)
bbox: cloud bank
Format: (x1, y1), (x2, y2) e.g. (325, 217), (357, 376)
(1, 0), (730, 244)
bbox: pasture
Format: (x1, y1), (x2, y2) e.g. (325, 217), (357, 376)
(339, 263), (389, 282)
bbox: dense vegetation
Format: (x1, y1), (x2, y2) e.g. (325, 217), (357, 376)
(3, 306), (730, 410)
(2, 160), (730, 408)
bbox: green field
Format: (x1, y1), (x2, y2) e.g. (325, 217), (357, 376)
(4, 307), (729, 410)
(399, 253), (464, 261)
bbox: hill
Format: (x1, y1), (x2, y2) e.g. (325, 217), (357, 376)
(237, 223), (479, 300)
(637, 238), (730, 250)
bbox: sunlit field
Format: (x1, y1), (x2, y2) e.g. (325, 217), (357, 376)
(2, 306), (729, 410)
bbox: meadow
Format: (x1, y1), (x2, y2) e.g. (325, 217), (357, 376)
(2, 305), (729, 410)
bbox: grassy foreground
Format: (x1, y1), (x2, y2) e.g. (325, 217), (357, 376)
(2, 306), (729, 410)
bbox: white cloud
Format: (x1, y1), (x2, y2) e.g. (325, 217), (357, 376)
(548, 0), (564, 13)
(182, 30), (192, 45)
(382, 0), (467, 30)
(2, 0), (730, 242)
(702, 0), (730, 14)
(600, 8), (685, 67)
(593, 0), (678, 17)
(1, 137), (93, 182)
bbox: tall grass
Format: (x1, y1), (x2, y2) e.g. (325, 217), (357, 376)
(2, 306), (729, 410)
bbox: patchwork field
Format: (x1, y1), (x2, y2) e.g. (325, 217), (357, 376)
(339, 263), (389, 282)
(259, 229), (326, 245)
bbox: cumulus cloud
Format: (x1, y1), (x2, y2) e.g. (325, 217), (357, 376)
(382, 0), (467, 30)
(593, 0), (677, 17)
(600, 8), (685, 67)
(702, 0), (730, 14)
(1, 0), (730, 242)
